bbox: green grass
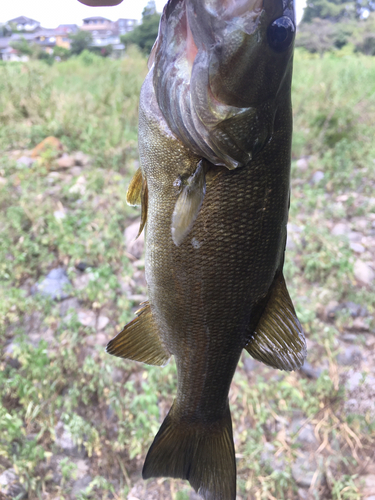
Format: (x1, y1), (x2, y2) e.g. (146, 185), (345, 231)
(0, 48), (374, 499)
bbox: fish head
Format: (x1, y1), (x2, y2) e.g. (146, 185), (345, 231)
(151, 0), (295, 169)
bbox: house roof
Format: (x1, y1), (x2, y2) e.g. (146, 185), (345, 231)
(57, 24), (79, 33)
(83, 16), (111, 22)
(7, 16), (39, 25)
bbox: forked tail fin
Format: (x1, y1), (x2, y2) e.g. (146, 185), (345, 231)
(142, 402), (236, 500)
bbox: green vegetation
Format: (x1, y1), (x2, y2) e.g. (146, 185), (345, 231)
(122, 1), (161, 55)
(0, 49), (375, 499)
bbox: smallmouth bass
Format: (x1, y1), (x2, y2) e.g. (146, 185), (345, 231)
(107, 0), (306, 499)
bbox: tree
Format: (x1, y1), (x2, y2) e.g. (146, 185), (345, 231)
(354, 12), (375, 54)
(122, 1), (160, 55)
(296, 18), (356, 54)
(69, 30), (93, 55)
(10, 37), (34, 56)
(302, 0), (355, 22)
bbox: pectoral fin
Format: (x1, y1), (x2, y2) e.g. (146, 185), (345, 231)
(171, 160), (206, 246)
(245, 273), (306, 371)
(126, 167), (143, 206)
(126, 168), (148, 238)
(106, 302), (171, 366)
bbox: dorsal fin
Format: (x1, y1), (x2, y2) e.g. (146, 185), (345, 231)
(106, 302), (170, 366)
(245, 273), (306, 371)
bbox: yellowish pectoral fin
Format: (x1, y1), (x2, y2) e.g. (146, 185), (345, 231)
(245, 273), (307, 371)
(126, 167), (143, 206)
(126, 168), (148, 238)
(106, 302), (171, 366)
(171, 160), (206, 246)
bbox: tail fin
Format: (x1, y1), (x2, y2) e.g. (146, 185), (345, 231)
(142, 402), (236, 500)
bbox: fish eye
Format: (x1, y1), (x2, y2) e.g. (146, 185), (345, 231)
(267, 17), (295, 53)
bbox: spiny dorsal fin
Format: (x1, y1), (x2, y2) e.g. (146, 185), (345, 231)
(143, 401), (236, 500)
(106, 302), (170, 366)
(171, 160), (206, 246)
(126, 167), (143, 206)
(245, 273), (306, 371)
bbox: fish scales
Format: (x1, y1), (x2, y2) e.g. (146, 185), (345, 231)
(107, 1), (307, 498)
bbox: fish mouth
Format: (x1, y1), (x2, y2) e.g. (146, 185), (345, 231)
(151, 0), (295, 169)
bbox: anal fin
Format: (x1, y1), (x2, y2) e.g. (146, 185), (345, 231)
(106, 302), (170, 366)
(245, 273), (306, 371)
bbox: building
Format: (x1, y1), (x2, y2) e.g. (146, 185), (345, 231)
(115, 18), (138, 35)
(7, 16), (40, 32)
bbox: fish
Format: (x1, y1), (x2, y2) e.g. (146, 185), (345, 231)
(106, 0), (306, 499)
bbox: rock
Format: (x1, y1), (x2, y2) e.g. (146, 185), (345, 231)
(296, 158), (309, 171)
(341, 333), (358, 342)
(36, 267), (71, 300)
(363, 475), (375, 497)
(350, 242), (365, 253)
(31, 136), (63, 158)
(78, 310), (96, 328)
(16, 155), (35, 168)
(351, 317), (370, 332)
(365, 497), (375, 500)
(56, 154), (75, 169)
(0, 468), (27, 499)
(75, 261), (90, 272)
(97, 315), (109, 331)
(300, 361), (323, 379)
(346, 371), (363, 391)
(74, 151), (91, 166)
(354, 260), (375, 286)
(54, 210), (66, 220)
(310, 170), (324, 185)
(124, 221), (145, 259)
(54, 422), (79, 455)
(337, 346), (362, 366)
(291, 421), (318, 445)
(260, 442), (286, 471)
(348, 231), (363, 242)
(324, 300), (340, 321)
(343, 301), (368, 318)
(297, 488), (309, 500)
(71, 475), (92, 497)
(69, 175), (86, 195)
(292, 455), (324, 488)
(331, 223), (349, 236)
(70, 166), (83, 176)
(243, 357), (258, 373)
(59, 297), (80, 317)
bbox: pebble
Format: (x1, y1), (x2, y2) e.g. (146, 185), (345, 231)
(71, 475), (92, 497)
(348, 231), (363, 242)
(74, 151), (91, 166)
(124, 220), (145, 259)
(300, 361), (323, 379)
(337, 346), (362, 366)
(59, 297), (80, 317)
(69, 175), (86, 195)
(354, 260), (375, 286)
(97, 315), (109, 330)
(0, 468), (27, 498)
(291, 421), (318, 445)
(16, 155), (35, 168)
(296, 158), (309, 171)
(350, 242), (365, 253)
(260, 442), (286, 472)
(346, 371), (364, 391)
(57, 155), (75, 169)
(331, 222), (349, 236)
(36, 267), (71, 300)
(78, 310), (96, 328)
(291, 455), (324, 488)
(310, 170), (324, 185)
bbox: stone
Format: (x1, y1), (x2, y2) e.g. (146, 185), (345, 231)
(343, 301), (368, 318)
(354, 260), (375, 286)
(0, 468), (27, 498)
(300, 361), (323, 379)
(346, 371), (364, 391)
(97, 315), (109, 331)
(54, 422), (78, 455)
(363, 475), (375, 496)
(71, 475), (92, 497)
(59, 297), (80, 317)
(54, 210), (66, 220)
(69, 175), (86, 195)
(337, 346), (362, 366)
(331, 223), (349, 236)
(31, 136), (63, 158)
(57, 155), (75, 169)
(78, 310), (96, 328)
(351, 317), (370, 332)
(310, 170), (324, 184)
(296, 158), (309, 171)
(350, 242), (365, 253)
(348, 231), (363, 242)
(16, 155), (35, 168)
(260, 442), (286, 471)
(36, 267), (71, 300)
(292, 421), (318, 445)
(74, 151), (91, 166)
(124, 221), (145, 259)
(292, 455), (324, 488)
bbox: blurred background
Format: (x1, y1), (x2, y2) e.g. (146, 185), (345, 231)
(0, 0), (375, 499)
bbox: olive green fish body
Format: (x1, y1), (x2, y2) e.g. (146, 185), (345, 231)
(107, 1), (306, 498)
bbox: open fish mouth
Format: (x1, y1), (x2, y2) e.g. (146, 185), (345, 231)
(150, 0), (295, 169)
